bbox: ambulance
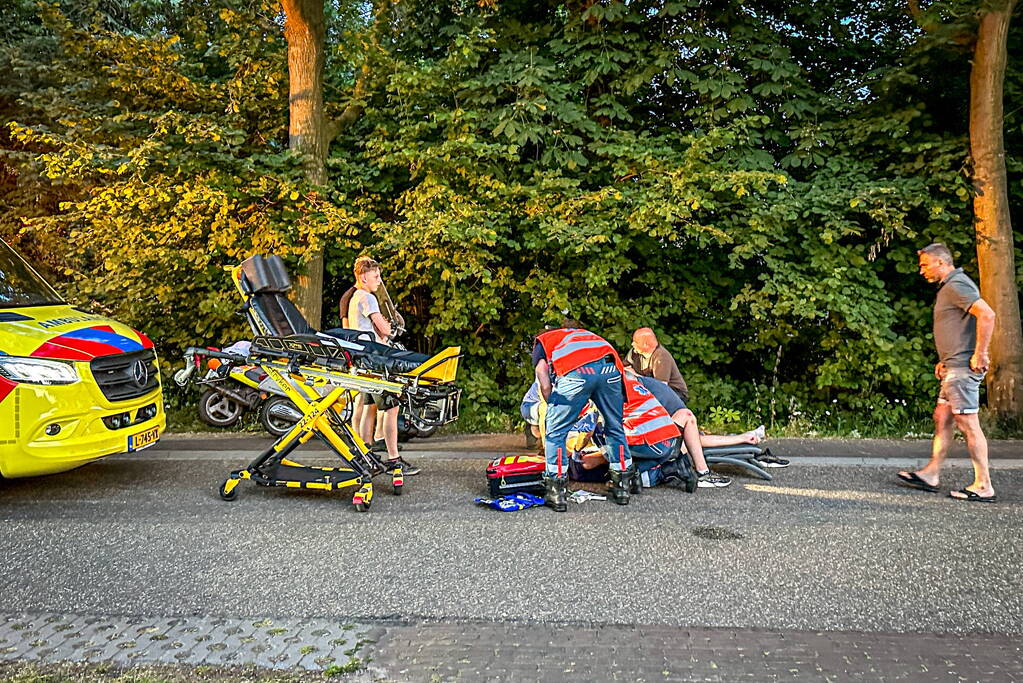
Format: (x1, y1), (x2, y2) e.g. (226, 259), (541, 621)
(0, 239), (166, 477)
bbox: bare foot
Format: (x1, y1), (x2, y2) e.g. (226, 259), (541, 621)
(950, 484), (995, 499)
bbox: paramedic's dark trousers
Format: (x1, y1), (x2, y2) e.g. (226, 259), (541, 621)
(543, 359), (631, 477)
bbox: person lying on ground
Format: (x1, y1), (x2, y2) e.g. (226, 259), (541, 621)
(624, 328), (689, 402)
(631, 372), (787, 486)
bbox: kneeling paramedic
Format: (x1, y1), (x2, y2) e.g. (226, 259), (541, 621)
(534, 322), (634, 511)
(622, 370), (690, 488)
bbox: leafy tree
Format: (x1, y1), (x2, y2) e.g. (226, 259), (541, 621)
(1, 0), (1019, 433)
(908, 0), (1023, 422)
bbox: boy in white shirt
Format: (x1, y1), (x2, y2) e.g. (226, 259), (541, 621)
(348, 257), (419, 475)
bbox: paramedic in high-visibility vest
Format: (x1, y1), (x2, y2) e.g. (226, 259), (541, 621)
(533, 321), (635, 511)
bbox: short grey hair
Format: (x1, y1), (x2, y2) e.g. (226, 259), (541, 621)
(917, 243), (954, 265)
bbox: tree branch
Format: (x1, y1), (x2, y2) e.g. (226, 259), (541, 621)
(325, 0), (392, 144)
(326, 63), (369, 142)
(907, 0), (939, 33)
(907, 0), (975, 46)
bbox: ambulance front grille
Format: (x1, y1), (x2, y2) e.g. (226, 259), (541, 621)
(90, 349), (160, 402)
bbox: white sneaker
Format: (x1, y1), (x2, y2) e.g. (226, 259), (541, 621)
(755, 450), (789, 468)
(697, 471), (732, 488)
(752, 424), (766, 442)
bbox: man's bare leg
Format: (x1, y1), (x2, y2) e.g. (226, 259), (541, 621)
(382, 405), (400, 461)
(359, 402), (379, 447)
(351, 394), (366, 435)
(950, 413), (994, 497)
(900, 403), (953, 488)
(671, 409), (709, 471)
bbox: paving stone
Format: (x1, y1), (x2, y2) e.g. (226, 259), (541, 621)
(362, 621), (1023, 682)
(0, 611), (376, 672)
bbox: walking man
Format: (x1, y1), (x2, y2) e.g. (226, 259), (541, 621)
(897, 243), (997, 502)
(534, 321), (635, 511)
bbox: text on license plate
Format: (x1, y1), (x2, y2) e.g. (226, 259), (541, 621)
(128, 426), (160, 452)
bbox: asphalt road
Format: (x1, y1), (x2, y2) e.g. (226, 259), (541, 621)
(1, 441), (1021, 638)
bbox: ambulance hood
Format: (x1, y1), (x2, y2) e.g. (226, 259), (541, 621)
(0, 305), (154, 361)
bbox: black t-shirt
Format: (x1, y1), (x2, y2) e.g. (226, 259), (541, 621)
(338, 286), (356, 328)
(531, 341), (547, 368)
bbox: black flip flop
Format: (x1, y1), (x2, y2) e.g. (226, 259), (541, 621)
(949, 488), (997, 503)
(897, 472), (939, 493)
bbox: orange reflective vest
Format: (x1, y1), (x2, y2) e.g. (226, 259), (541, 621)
(623, 374), (681, 446)
(536, 328), (622, 377)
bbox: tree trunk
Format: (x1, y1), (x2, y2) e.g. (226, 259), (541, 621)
(282, 0), (327, 329)
(970, 0), (1023, 421)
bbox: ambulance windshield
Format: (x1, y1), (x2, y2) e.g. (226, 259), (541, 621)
(0, 240), (64, 308)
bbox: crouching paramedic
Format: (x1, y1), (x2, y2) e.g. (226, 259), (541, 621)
(621, 371), (690, 489)
(534, 322), (635, 511)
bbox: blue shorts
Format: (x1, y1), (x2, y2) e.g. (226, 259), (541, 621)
(520, 401), (539, 424)
(938, 366), (985, 415)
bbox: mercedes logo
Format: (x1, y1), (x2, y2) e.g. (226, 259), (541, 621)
(132, 359), (149, 388)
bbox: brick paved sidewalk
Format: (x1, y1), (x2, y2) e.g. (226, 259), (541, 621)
(2, 612), (1020, 682)
(369, 621), (1023, 682)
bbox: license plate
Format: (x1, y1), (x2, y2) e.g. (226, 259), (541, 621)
(128, 426), (160, 452)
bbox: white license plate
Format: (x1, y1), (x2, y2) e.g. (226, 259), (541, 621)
(128, 426), (160, 452)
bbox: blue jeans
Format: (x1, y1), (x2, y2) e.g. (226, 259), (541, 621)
(544, 359), (631, 477)
(630, 437), (679, 488)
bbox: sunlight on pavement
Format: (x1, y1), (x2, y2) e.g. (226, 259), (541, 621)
(744, 483), (939, 505)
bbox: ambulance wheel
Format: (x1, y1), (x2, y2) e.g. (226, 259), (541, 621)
(219, 479), (239, 501)
(259, 396), (300, 437)
(198, 389), (244, 428)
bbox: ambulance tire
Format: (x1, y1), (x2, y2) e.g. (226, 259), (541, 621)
(198, 389), (244, 428)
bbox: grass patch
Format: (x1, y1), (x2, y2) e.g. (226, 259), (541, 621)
(323, 657), (364, 677)
(0, 661), (331, 682)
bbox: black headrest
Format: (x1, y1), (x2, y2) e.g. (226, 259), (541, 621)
(239, 254), (291, 294)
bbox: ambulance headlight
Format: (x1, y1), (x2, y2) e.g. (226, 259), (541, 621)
(0, 356), (80, 385)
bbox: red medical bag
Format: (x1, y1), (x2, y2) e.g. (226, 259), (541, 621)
(485, 455), (545, 498)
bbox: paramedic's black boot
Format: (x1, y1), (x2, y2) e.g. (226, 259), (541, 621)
(609, 466), (635, 506)
(543, 476), (568, 512)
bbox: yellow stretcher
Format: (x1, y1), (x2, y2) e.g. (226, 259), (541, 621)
(176, 334), (461, 511)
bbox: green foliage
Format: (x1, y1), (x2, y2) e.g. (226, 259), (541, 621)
(1, 0), (1020, 432)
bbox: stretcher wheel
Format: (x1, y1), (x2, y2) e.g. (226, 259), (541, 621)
(393, 481), (403, 496)
(353, 484), (373, 512)
(219, 478), (239, 501)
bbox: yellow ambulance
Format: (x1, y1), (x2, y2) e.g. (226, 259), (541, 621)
(0, 239), (165, 477)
